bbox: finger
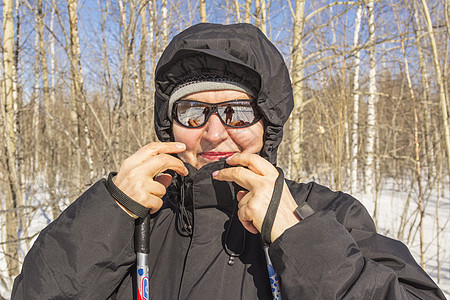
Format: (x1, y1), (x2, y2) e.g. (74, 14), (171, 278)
(236, 190), (248, 202)
(237, 208), (259, 234)
(240, 220), (259, 234)
(138, 153), (188, 177)
(226, 153), (277, 176)
(121, 177), (165, 197)
(120, 142), (186, 174)
(138, 194), (164, 214)
(213, 167), (260, 190)
(145, 180), (168, 198)
(155, 173), (173, 188)
(132, 142), (186, 163)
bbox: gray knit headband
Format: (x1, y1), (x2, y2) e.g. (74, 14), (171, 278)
(168, 78), (257, 120)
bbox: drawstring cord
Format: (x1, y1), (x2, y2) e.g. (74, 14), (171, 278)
(223, 194), (246, 266)
(175, 171), (246, 266)
(176, 175), (193, 236)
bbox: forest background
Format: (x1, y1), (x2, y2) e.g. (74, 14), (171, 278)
(1, 0), (449, 297)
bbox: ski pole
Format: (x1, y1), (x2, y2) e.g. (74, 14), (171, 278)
(263, 244), (282, 300)
(260, 167), (285, 300)
(135, 214), (150, 300)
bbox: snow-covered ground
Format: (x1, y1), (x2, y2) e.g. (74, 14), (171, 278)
(352, 177), (450, 298)
(1, 176), (449, 299)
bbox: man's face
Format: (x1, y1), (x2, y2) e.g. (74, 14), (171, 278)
(172, 90), (264, 170)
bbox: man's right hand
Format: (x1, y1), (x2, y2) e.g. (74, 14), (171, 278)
(113, 142), (188, 216)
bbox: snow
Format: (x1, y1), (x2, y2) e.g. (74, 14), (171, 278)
(1, 176), (449, 299)
(352, 177), (450, 298)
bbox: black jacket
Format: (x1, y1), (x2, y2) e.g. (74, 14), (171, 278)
(11, 160), (444, 299)
(12, 23), (445, 299)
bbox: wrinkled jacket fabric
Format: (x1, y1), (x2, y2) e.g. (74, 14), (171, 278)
(12, 23), (445, 299)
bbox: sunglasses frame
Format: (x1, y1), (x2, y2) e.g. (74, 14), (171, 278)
(172, 99), (262, 129)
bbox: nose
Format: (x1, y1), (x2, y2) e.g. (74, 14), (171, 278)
(203, 113), (229, 143)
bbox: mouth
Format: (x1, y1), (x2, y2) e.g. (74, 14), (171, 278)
(200, 152), (235, 161)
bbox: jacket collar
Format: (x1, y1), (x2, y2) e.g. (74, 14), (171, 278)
(178, 159), (241, 213)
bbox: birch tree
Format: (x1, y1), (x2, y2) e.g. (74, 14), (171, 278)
(419, 0), (450, 170)
(259, 0), (267, 34)
(0, 2), (448, 295)
(244, 0), (252, 23)
(1, 0), (21, 277)
(138, 0), (150, 143)
(37, 0), (59, 218)
(162, 0), (169, 47)
(234, 0), (241, 22)
(50, 4), (56, 108)
(68, 0), (95, 182)
(13, 0), (25, 225)
(118, 0), (136, 152)
(365, 0), (378, 220)
(254, 0), (267, 34)
(351, 4), (363, 193)
(148, 0), (158, 142)
(32, 15), (40, 174)
(200, 0), (207, 22)
(290, 0), (305, 180)
(392, 1), (426, 268)
(412, 0), (436, 178)
(67, 0), (82, 184)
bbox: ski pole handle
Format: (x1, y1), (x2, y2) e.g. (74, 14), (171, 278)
(135, 214), (150, 300)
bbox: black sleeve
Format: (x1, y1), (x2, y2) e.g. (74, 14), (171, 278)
(11, 179), (136, 299)
(269, 182), (445, 299)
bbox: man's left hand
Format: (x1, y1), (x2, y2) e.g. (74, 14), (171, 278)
(213, 153), (300, 242)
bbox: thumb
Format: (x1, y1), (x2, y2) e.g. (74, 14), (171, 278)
(155, 173), (173, 188)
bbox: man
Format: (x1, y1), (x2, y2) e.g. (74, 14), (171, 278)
(224, 104), (235, 124)
(12, 23), (445, 299)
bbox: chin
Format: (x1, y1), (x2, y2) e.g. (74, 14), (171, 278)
(193, 158), (218, 170)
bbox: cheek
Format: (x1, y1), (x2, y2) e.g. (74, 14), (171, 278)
(228, 124), (264, 153)
(173, 124), (201, 149)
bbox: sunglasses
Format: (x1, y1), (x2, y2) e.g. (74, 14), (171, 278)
(172, 99), (262, 128)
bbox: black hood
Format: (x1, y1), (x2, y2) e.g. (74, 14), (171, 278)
(154, 23), (294, 165)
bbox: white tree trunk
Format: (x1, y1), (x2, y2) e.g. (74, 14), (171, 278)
(32, 16), (40, 173)
(365, 0), (378, 219)
(254, 0), (266, 34)
(413, 0), (436, 178)
(290, 0), (306, 181)
(244, 0), (252, 23)
(68, 0), (94, 182)
(2, 0), (21, 276)
(162, 0), (168, 47)
(50, 5), (56, 108)
(234, 0), (241, 22)
(351, 4), (363, 193)
(200, 0), (207, 22)
(67, 0), (81, 185)
(260, 0), (267, 34)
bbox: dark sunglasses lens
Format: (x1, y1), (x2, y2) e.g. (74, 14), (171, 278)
(174, 101), (210, 127)
(217, 101), (259, 127)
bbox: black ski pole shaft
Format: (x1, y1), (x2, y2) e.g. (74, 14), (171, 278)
(135, 213), (150, 300)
